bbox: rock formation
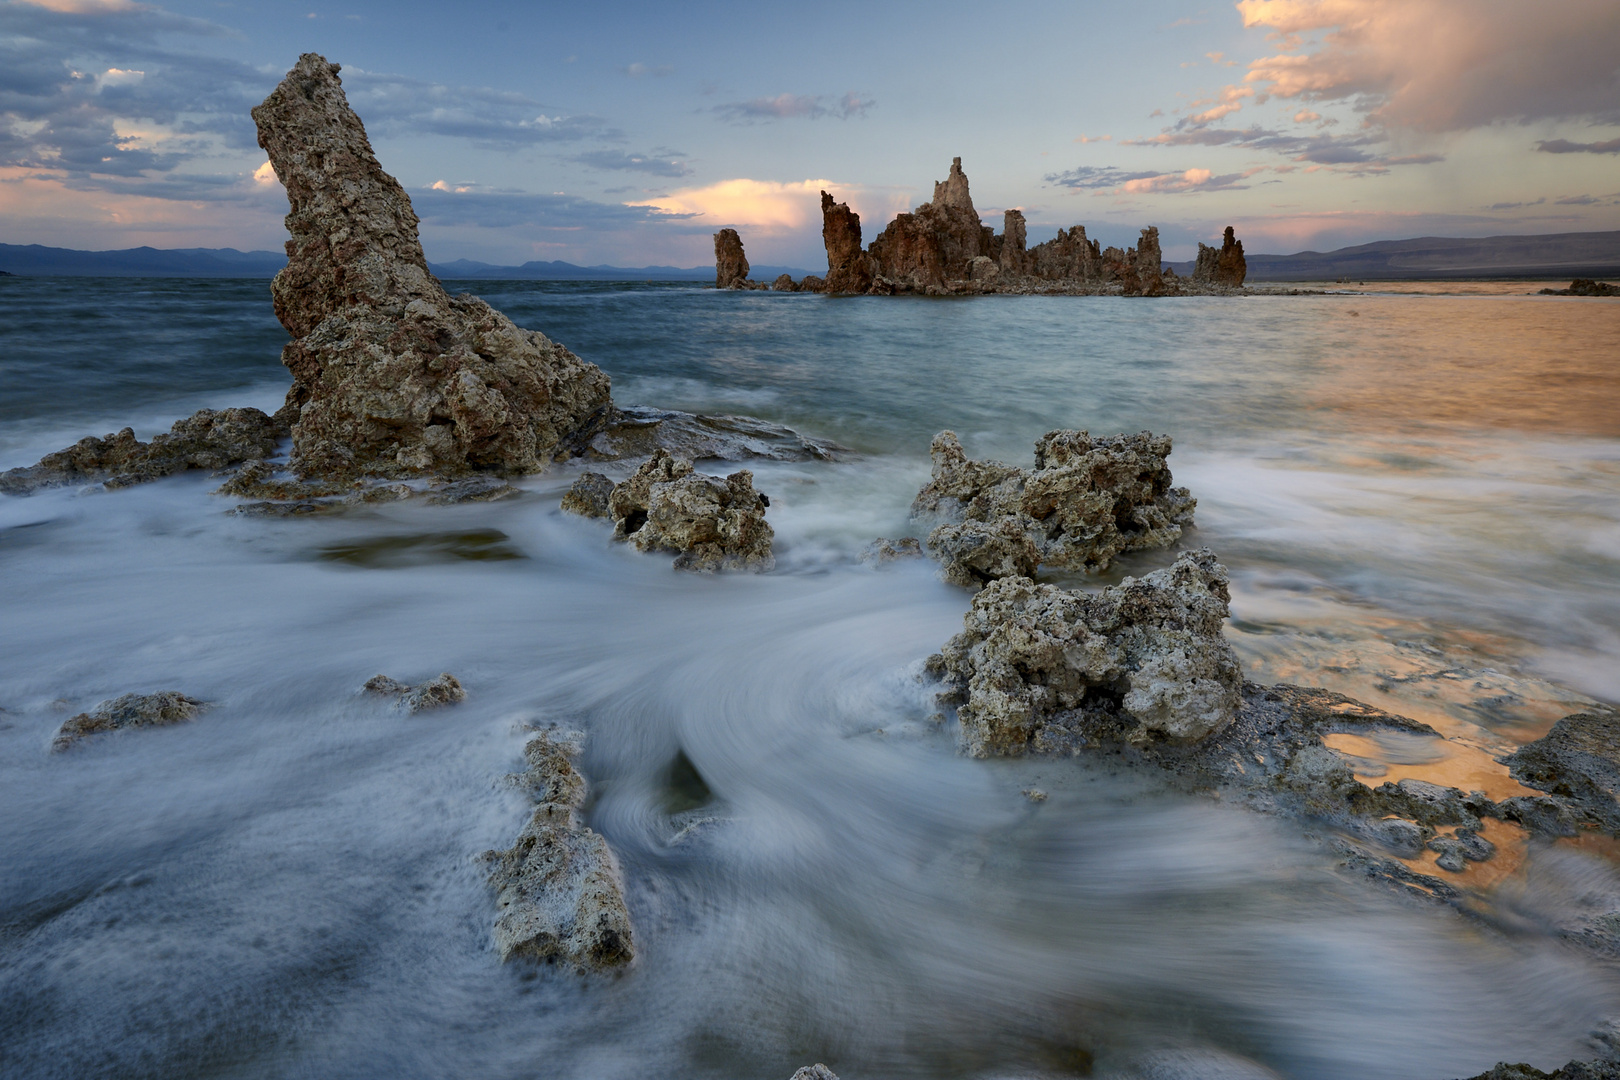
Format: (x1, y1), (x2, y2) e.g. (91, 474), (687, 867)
(569, 406), (843, 464)
(1503, 705), (1620, 834)
(714, 228), (751, 289)
(485, 730), (634, 970)
(789, 1067), (840, 1080)
(1, 408), (283, 496)
(253, 54), (612, 480)
(560, 472), (615, 518)
(608, 449), (775, 572)
(1193, 226), (1247, 287)
(864, 158), (996, 293)
(911, 429), (1195, 588)
(928, 549), (1243, 754)
(363, 672), (465, 712)
(820, 191), (874, 294)
(1538, 279), (1619, 297)
(53, 691), (210, 750)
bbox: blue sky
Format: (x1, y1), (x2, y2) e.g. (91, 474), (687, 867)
(2, 0), (1618, 267)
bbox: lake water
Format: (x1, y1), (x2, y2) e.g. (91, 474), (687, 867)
(2, 276), (1618, 1079)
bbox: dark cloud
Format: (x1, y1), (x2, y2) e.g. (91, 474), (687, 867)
(1536, 137), (1620, 154)
(712, 92), (874, 124)
(1127, 122), (1444, 171)
(1044, 165), (1163, 189)
(340, 70), (618, 147)
(572, 148), (691, 177)
(1485, 197), (1547, 210)
(1044, 164), (1255, 195)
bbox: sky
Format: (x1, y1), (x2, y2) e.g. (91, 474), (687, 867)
(1, 0), (1618, 268)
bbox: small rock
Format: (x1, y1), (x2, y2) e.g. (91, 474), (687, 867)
(364, 673), (465, 712)
(858, 536), (923, 564)
(789, 1067), (840, 1080)
(560, 472), (615, 518)
(608, 449), (774, 572)
(1427, 836), (1470, 873)
(53, 691), (210, 750)
(428, 476), (518, 504)
(1022, 787), (1048, 803)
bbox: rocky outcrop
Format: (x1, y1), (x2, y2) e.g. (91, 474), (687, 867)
(1539, 279), (1619, 297)
(53, 691), (210, 750)
(820, 192), (873, 294)
(928, 549), (1242, 755)
(714, 228), (750, 288)
(363, 672), (465, 712)
(1503, 706), (1620, 834)
(1458, 1062), (1620, 1080)
(912, 429), (1195, 587)
(1, 408), (283, 496)
(1193, 226), (1247, 287)
(253, 54), (612, 480)
(569, 406), (844, 464)
(789, 1067), (840, 1080)
(560, 472), (615, 518)
(608, 449), (774, 572)
(866, 158), (996, 293)
(485, 730), (634, 970)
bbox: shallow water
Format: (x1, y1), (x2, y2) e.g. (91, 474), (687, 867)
(1, 277), (1618, 1079)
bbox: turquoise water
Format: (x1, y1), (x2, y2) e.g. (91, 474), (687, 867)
(1, 277), (1618, 1079)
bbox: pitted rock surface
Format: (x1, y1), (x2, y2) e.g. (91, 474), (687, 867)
(912, 429), (1195, 587)
(253, 53), (611, 480)
(363, 672), (465, 712)
(1503, 705), (1620, 834)
(485, 730), (634, 970)
(608, 449), (774, 572)
(53, 691), (210, 750)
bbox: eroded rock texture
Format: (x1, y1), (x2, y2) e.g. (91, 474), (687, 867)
(363, 672), (465, 712)
(253, 54), (612, 480)
(929, 549), (1242, 755)
(714, 228), (751, 288)
(486, 730), (634, 970)
(866, 157), (996, 293)
(912, 429), (1195, 587)
(820, 191), (873, 294)
(560, 472), (615, 518)
(608, 449), (775, 572)
(1503, 706), (1620, 834)
(572, 406), (843, 464)
(1, 408), (283, 495)
(1539, 279), (1620, 297)
(1194, 226), (1247, 287)
(53, 691), (210, 750)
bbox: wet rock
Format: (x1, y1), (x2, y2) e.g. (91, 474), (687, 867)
(253, 54), (612, 480)
(485, 730), (634, 969)
(363, 672), (465, 712)
(789, 1067), (840, 1080)
(1194, 226), (1247, 288)
(215, 459), (346, 501)
(928, 549), (1242, 755)
(572, 405), (844, 464)
(1458, 1061), (1620, 1079)
(714, 228), (751, 288)
(859, 536), (923, 564)
(798, 274), (827, 293)
(821, 191), (874, 294)
(2, 408), (283, 496)
(608, 449), (774, 572)
(1503, 706), (1620, 834)
(1538, 279), (1619, 297)
(771, 273), (798, 292)
(912, 429), (1195, 587)
(560, 472), (615, 518)
(426, 476), (517, 505)
(1496, 795), (1582, 838)
(53, 691), (210, 750)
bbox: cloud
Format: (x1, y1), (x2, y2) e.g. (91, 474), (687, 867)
(1045, 166), (1167, 189)
(1045, 164), (1257, 195)
(572, 148), (691, 177)
(1536, 136), (1620, 154)
(711, 92), (874, 124)
(1554, 192), (1620, 206)
(339, 70), (618, 146)
(412, 186), (690, 231)
(621, 62), (673, 77)
(1236, 0), (1620, 132)
(1485, 198), (1546, 211)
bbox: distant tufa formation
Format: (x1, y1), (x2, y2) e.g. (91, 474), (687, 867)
(714, 157), (1246, 296)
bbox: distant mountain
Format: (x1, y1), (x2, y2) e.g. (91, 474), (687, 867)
(1166, 231), (1620, 281)
(0, 243), (816, 282)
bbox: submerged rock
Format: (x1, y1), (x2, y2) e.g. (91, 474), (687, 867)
(485, 730), (634, 970)
(560, 472), (615, 518)
(714, 228), (751, 289)
(1502, 706), (1620, 835)
(608, 449), (774, 572)
(1538, 279), (1619, 297)
(859, 536), (924, 564)
(53, 691), (210, 750)
(912, 429), (1195, 587)
(253, 54), (612, 480)
(1, 408), (283, 496)
(363, 672), (465, 712)
(572, 405), (844, 464)
(929, 549), (1242, 754)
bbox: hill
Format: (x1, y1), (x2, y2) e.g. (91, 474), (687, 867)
(1166, 231), (1620, 282)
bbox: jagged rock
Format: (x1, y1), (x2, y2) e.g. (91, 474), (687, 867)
(859, 536), (923, 564)
(714, 228), (751, 289)
(215, 459), (347, 501)
(1503, 706), (1620, 834)
(53, 691), (210, 750)
(1132, 226), (1165, 296)
(789, 1067), (840, 1080)
(1539, 279), (1620, 297)
(820, 191), (874, 294)
(363, 672), (465, 712)
(1, 408), (283, 496)
(866, 157), (995, 292)
(1194, 226), (1247, 288)
(912, 429), (1195, 587)
(486, 730), (634, 970)
(1026, 224), (1102, 284)
(571, 405), (844, 464)
(253, 54), (612, 481)
(999, 209), (1028, 275)
(608, 449), (774, 572)
(561, 472), (615, 518)
(1458, 1061), (1620, 1080)
(799, 274), (827, 293)
(771, 273), (798, 292)
(928, 549), (1242, 755)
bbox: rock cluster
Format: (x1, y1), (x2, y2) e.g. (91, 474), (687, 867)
(1538, 279), (1619, 297)
(929, 549), (1243, 755)
(588, 449), (774, 572)
(485, 730), (634, 970)
(1, 408), (283, 496)
(911, 429), (1195, 587)
(714, 228), (753, 289)
(253, 54), (612, 480)
(363, 672), (466, 712)
(1193, 226), (1247, 287)
(53, 691), (210, 750)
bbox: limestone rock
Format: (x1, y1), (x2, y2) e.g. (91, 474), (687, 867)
(928, 549), (1242, 755)
(866, 157), (995, 292)
(573, 405), (844, 464)
(999, 209), (1028, 275)
(426, 476), (517, 504)
(253, 54), (612, 480)
(1132, 226), (1165, 296)
(561, 472), (615, 518)
(859, 536), (923, 564)
(1539, 279), (1620, 297)
(1, 408), (283, 495)
(789, 1067), (840, 1080)
(1503, 706), (1620, 834)
(1193, 227), (1247, 288)
(486, 730), (634, 970)
(609, 449), (774, 572)
(363, 672), (465, 712)
(714, 228), (751, 289)
(820, 191), (873, 294)
(911, 429), (1195, 587)
(771, 273), (798, 292)
(53, 691), (210, 750)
